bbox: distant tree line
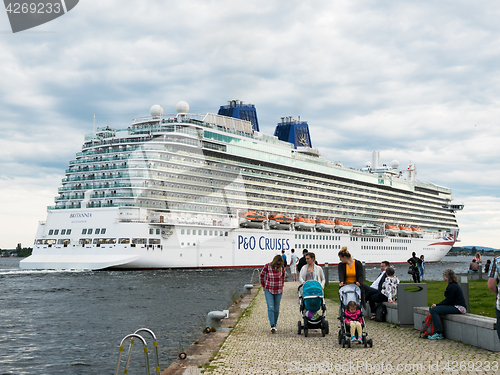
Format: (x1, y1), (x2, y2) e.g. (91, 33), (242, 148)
(1, 243), (33, 257)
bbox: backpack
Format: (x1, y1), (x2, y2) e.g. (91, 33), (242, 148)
(419, 313), (442, 338)
(375, 303), (387, 322)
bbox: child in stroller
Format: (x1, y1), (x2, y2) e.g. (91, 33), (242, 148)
(338, 284), (373, 348)
(345, 301), (362, 343)
(297, 280), (329, 337)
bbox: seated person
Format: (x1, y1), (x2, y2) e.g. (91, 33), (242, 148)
(428, 269), (467, 340)
(362, 261), (389, 319)
(344, 301), (363, 343)
(380, 267), (399, 303)
(468, 259), (479, 273)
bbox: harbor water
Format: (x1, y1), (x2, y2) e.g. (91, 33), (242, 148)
(0, 255), (494, 374)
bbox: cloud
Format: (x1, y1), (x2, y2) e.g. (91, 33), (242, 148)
(1, 0), (500, 248)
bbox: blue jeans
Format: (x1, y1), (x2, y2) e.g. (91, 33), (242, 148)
(264, 289), (282, 327)
(429, 305), (461, 333)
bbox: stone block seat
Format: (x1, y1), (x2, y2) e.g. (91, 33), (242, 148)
(413, 306), (500, 352)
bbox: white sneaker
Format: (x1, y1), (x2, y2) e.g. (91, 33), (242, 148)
(271, 326), (277, 333)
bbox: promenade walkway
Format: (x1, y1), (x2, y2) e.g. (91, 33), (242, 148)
(204, 282), (499, 374)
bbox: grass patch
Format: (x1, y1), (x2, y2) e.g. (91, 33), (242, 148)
(324, 280), (497, 318)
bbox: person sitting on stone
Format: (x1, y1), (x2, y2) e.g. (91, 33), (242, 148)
(468, 258), (479, 273)
(361, 261), (390, 319)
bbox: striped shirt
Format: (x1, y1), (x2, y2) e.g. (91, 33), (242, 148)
(488, 255), (500, 310)
(260, 263), (285, 294)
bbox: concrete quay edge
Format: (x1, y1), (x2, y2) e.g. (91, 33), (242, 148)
(160, 284), (259, 375)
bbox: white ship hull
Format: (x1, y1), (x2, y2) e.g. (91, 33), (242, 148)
(20, 208), (455, 270)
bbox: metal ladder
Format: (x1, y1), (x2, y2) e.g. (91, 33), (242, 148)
(115, 328), (160, 375)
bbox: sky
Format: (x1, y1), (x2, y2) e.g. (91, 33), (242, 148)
(1, 0), (499, 250)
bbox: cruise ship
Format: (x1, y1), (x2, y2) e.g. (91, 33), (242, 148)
(20, 100), (464, 270)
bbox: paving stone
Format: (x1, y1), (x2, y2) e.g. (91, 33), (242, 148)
(204, 282), (500, 374)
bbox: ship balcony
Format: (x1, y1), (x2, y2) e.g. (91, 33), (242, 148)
(86, 202), (137, 208)
(58, 183), (133, 192)
(69, 155), (130, 165)
(48, 203), (82, 210)
(89, 193), (135, 199)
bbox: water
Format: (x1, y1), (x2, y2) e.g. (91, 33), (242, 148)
(0, 258), (256, 375)
(0, 255), (494, 374)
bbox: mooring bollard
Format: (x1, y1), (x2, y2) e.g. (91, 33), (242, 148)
(324, 262), (329, 286)
(243, 284), (253, 294)
(362, 261), (366, 282)
(478, 265), (483, 280)
(206, 310), (228, 332)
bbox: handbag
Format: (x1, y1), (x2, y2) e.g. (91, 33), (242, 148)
(375, 304), (387, 322)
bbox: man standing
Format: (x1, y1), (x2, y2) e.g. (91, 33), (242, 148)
(362, 261), (390, 319)
(487, 254), (500, 340)
(289, 249), (299, 281)
(297, 249), (308, 273)
(281, 249), (288, 281)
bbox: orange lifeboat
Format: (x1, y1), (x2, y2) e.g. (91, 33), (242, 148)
(269, 214), (293, 229)
(239, 211), (266, 228)
(399, 225), (413, 235)
(385, 224), (400, 235)
(335, 220), (353, 231)
(294, 216), (315, 230)
(411, 227), (424, 236)
(315, 218), (335, 231)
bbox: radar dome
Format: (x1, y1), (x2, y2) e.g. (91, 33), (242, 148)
(391, 160), (400, 169)
(366, 162), (371, 168)
(176, 101), (190, 114)
(150, 104), (163, 118)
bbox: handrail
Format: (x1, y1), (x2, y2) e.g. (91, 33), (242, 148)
(134, 328), (160, 375)
(250, 268), (261, 284)
(115, 333), (150, 375)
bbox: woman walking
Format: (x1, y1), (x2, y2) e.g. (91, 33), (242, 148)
(260, 254), (286, 333)
(298, 252), (325, 288)
(428, 268), (467, 340)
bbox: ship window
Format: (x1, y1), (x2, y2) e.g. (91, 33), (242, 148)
(209, 230), (213, 235)
(49, 230), (54, 235)
(193, 243), (196, 246)
(181, 229), (185, 235)
(156, 229), (160, 235)
(57, 239), (70, 245)
(101, 228), (106, 234)
(225, 231), (228, 236)
(79, 238), (91, 245)
(204, 230), (207, 235)
(88, 229), (93, 235)
(54, 229), (59, 235)
(199, 230), (203, 235)
(181, 242), (184, 246)
(214, 230), (218, 236)
(187, 229), (191, 235)
(132, 238), (147, 244)
(61, 229), (66, 235)
(220, 231), (223, 236)
(150, 229), (154, 235)
(149, 239), (160, 245)
(119, 238), (130, 244)
(82, 229), (87, 234)
(95, 229), (100, 235)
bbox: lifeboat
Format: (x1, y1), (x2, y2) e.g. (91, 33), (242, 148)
(385, 224), (400, 235)
(411, 227), (424, 237)
(399, 225), (413, 235)
(315, 218), (335, 231)
(269, 214), (293, 230)
(294, 217), (315, 230)
(239, 211), (266, 228)
(335, 220), (353, 231)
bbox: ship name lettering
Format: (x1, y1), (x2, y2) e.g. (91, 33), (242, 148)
(69, 213), (92, 218)
(238, 235), (290, 251)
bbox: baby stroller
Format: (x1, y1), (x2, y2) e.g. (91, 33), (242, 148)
(297, 280), (329, 337)
(337, 284), (373, 348)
